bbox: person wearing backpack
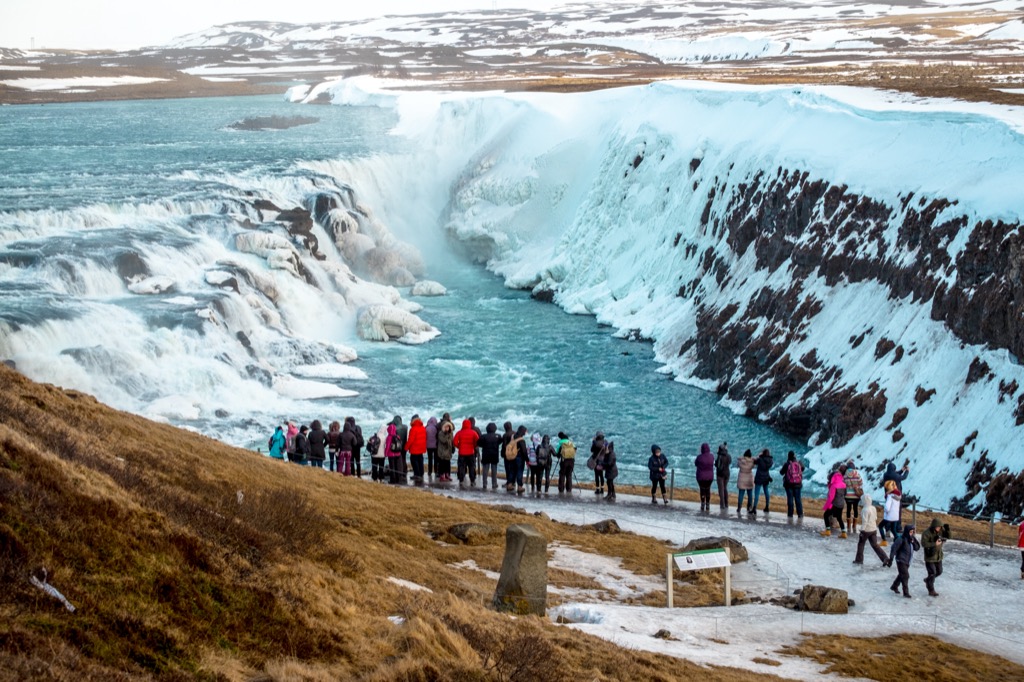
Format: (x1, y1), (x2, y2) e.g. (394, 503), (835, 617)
(648, 445), (669, 505)
(479, 422), (502, 489)
(821, 464), (848, 537)
(454, 419), (480, 487)
(501, 422), (515, 491)
(556, 432), (576, 493)
(284, 422), (298, 463)
(844, 459), (864, 533)
(437, 419), (455, 482)
(392, 415), (409, 482)
(853, 492), (889, 566)
(267, 425), (286, 460)
(346, 416), (364, 478)
(527, 433), (541, 493)
(888, 524), (920, 598)
(780, 450), (804, 518)
(505, 425), (528, 494)
(386, 423), (405, 484)
(534, 434), (555, 494)
(714, 443), (731, 510)
(369, 423), (387, 482)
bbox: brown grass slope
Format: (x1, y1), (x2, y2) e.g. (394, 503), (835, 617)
(0, 364), (782, 681)
(2, 364), (1022, 681)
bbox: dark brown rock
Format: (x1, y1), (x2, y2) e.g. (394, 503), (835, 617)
(796, 585), (849, 614)
(680, 536), (748, 563)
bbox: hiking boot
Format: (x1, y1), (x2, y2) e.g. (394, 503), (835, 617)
(880, 539), (888, 547)
(891, 585), (900, 595)
(820, 530), (831, 537)
(651, 497), (658, 504)
(662, 497), (669, 504)
(928, 590), (939, 597)
(749, 509), (756, 517)
(839, 532), (847, 539)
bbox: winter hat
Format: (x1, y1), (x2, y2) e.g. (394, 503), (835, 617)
(596, 431), (605, 439)
(651, 444), (661, 454)
(929, 518), (942, 530)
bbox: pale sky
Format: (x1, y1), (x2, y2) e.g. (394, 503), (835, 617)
(0, 0), (568, 51)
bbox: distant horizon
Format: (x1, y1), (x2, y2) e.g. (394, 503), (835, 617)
(0, 0), (579, 51)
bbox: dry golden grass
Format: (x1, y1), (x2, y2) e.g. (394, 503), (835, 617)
(779, 633), (1024, 682)
(0, 365), (784, 680)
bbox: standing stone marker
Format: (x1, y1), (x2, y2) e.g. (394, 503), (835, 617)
(493, 524), (547, 616)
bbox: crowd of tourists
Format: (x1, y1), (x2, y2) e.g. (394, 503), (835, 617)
(266, 417), (1022, 589)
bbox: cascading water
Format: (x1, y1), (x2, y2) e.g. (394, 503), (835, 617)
(0, 93), (810, 492)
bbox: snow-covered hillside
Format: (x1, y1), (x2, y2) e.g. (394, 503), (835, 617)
(294, 77), (1024, 516)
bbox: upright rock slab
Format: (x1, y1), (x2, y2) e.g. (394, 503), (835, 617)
(493, 524), (547, 616)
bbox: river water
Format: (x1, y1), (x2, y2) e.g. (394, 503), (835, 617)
(0, 94), (809, 490)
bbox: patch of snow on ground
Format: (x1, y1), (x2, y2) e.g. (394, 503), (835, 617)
(387, 576), (433, 592)
(0, 76), (170, 91)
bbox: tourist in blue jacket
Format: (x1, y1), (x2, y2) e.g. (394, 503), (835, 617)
(267, 425), (286, 460)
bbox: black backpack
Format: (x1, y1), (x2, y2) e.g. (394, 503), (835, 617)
(389, 434), (403, 454)
(367, 434), (380, 456)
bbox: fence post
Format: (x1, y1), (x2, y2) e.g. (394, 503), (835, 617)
(990, 515), (995, 548)
(666, 553), (674, 608)
(669, 469), (675, 502)
(911, 501), (916, 528)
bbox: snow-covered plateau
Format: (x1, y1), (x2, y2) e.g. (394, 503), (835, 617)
(296, 76), (1024, 516)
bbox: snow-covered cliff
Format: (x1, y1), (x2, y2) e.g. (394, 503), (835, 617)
(300, 78), (1024, 515)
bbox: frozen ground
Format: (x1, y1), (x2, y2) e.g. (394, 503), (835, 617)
(428, 483), (1024, 678)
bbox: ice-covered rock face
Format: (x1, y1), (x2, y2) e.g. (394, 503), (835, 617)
(316, 78), (1024, 514)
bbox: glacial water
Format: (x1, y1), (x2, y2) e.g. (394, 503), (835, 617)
(0, 95), (810, 492)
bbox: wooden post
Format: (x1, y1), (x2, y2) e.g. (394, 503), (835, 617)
(669, 470), (675, 502)
(990, 516), (995, 548)
(666, 553), (674, 608)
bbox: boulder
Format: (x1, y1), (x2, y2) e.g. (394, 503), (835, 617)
(356, 304), (439, 344)
(680, 536), (748, 563)
(796, 585), (849, 614)
(589, 519), (620, 534)
(493, 524), (547, 616)
(411, 280), (447, 297)
(447, 523), (499, 546)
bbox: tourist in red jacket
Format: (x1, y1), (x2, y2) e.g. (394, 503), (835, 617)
(407, 417), (427, 484)
(454, 419), (479, 487)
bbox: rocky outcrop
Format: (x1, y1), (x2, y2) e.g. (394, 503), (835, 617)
(447, 523), (500, 545)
